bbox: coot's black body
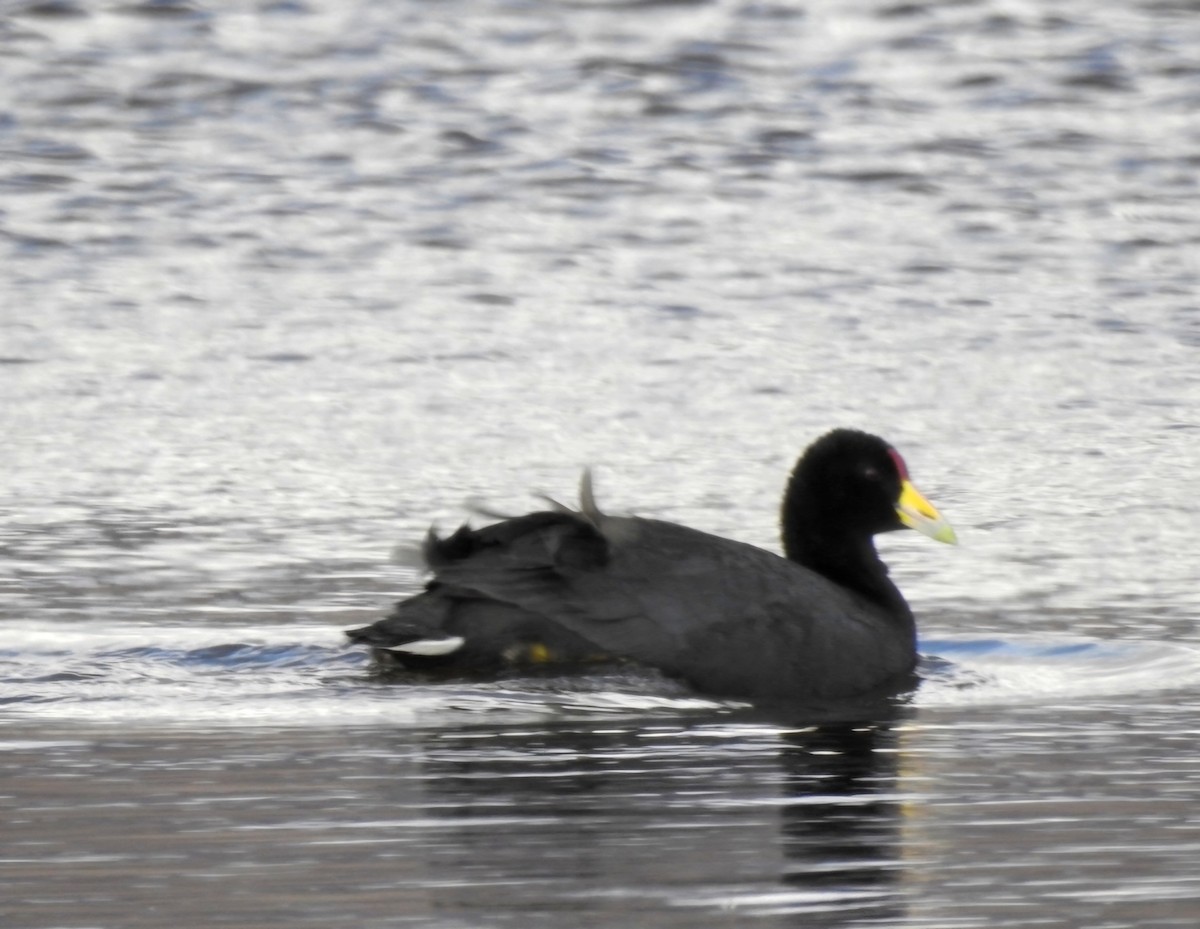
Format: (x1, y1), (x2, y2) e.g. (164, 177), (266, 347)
(346, 429), (956, 700)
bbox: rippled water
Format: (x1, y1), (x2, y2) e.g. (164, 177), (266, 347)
(3, 0), (1200, 926)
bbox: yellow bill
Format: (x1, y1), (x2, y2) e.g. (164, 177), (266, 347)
(896, 479), (958, 545)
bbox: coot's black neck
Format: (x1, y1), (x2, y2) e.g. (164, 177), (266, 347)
(781, 484), (911, 621)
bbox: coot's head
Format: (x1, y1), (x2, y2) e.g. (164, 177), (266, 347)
(784, 429), (957, 551)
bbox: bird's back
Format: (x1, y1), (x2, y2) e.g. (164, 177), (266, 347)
(361, 507), (917, 698)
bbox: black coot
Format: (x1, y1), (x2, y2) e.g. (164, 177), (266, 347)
(346, 429), (956, 699)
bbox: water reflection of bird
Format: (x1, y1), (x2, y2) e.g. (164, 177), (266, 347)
(776, 722), (907, 921)
(407, 718), (908, 929)
(347, 429), (956, 699)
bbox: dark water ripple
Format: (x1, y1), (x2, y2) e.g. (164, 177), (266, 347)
(2, 615), (1199, 729)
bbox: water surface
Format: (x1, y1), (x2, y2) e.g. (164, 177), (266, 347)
(3, 0), (1200, 926)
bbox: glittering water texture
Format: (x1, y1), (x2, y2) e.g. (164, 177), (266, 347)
(2, 0), (1200, 926)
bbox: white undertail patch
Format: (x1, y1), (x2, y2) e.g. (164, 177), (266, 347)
(383, 636), (466, 656)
